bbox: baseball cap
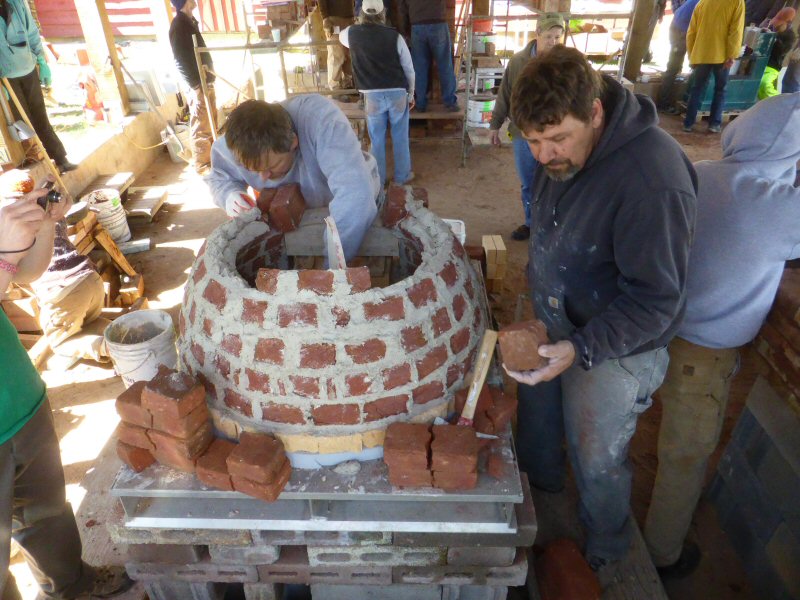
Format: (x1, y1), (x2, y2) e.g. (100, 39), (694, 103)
(538, 13), (565, 32)
(362, 0), (384, 14)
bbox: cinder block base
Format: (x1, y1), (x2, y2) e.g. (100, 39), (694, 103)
(446, 546), (516, 567)
(393, 549), (527, 586)
(243, 582), (283, 600)
(109, 522), (251, 546)
(209, 543), (280, 565)
(253, 530), (392, 546)
(257, 546), (392, 585)
(307, 544), (445, 567)
(126, 559), (258, 582)
(144, 581), (226, 600)
(310, 583), (441, 600)
(127, 543), (207, 564)
(442, 585), (509, 600)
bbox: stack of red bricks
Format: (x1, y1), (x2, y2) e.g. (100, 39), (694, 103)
(226, 432), (292, 502)
(256, 183), (306, 232)
(453, 385), (518, 438)
(383, 422), (480, 490)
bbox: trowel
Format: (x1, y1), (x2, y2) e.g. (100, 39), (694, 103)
(0, 91), (35, 142)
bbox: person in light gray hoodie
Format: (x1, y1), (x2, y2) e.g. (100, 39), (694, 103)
(644, 92), (800, 578)
(207, 95), (381, 260)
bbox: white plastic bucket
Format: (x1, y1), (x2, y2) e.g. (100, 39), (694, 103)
(162, 124), (191, 164)
(104, 309), (178, 388)
(84, 188), (131, 243)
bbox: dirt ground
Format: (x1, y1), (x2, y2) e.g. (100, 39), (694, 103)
(9, 110), (760, 600)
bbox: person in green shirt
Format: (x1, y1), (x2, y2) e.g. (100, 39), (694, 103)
(0, 183), (132, 599)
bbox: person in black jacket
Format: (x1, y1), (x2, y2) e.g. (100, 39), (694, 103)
(169, 0), (217, 174)
(504, 46), (696, 581)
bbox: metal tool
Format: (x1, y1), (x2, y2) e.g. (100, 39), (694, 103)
(458, 329), (499, 427)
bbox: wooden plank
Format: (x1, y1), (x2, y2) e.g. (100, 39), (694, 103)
(117, 238), (151, 256)
(284, 208), (399, 257)
(125, 186), (168, 221)
(26, 334), (51, 370)
(94, 228), (138, 277)
(79, 173), (136, 200)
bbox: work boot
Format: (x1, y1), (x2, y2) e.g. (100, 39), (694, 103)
(656, 541), (701, 579)
(444, 103), (461, 113)
(511, 224), (530, 241)
(57, 160), (79, 173)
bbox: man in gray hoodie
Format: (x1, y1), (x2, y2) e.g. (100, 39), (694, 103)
(644, 92), (800, 578)
(207, 95), (381, 260)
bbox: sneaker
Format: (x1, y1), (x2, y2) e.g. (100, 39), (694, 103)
(444, 104), (461, 113)
(708, 124), (721, 133)
(682, 124), (694, 133)
(511, 224), (530, 241)
(656, 541), (701, 579)
(81, 566), (135, 598)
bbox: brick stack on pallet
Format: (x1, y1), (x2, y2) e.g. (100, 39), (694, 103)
(481, 235), (506, 293)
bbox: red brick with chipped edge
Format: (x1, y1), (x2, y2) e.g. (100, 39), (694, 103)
(153, 445), (197, 473)
(221, 334), (242, 357)
(345, 339), (386, 364)
(192, 259), (207, 284)
(246, 369), (271, 393)
(196, 438), (237, 491)
(231, 460), (292, 503)
(536, 539), (601, 600)
(400, 326), (427, 352)
(150, 421), (213, 461)
(299, 343), (336, 369)
(298, 270), (334, 295)
(242, 298), (269, 324)
(452, 294), (467, 322)
(188, 302), (196, 325)
(450, 327), (471, 355)
(203, 318), (213, 337)
(117, 440), (155, 472)
(142, 370), (206, 419)
(215, 354), (231, 379)
(312, 404), (360, 425)
(416, 345), (448, 380)
(346, 267), (371, 292)
(438, 262), (459, 287)
(464, 277), (475, 299)
(487, 387), (518, 433)
(255, 338), (285, 364)
(473, 306), (483, 330)
(452, 237), (466, 258)
(227, 432), (287, 484)
(345, 374), (372, 396)
(115, 381), (152, 428)
(203, 279), (227, 311)
(278, 303), (318, 327)
(408, 278), (437, 308)
(191, 343), (205, 366)
(332, 306), (350, 327)
(383, 184), (409, 227)
(363, 297), (404, 321)
(431, 424), (479, 472)
(446, 363), (463, 387)
(255, 268), (281, 294)
(432, 307), (452, 337)
(197, 372), (216, 401)
(152, 402), (210, 439)
(382, 363), (411, 390)
(257, 187), (278, 214)
(433, 469), (477, 490)
(453, 386), (494, 416)
(268, 184), (306, 233)
(388, 468), (432, 488)
(412, 381), (445, 405)
(224, 388), (254, 417)
(290, 375), (320, 398)
(364, 395), (409, 421)
(261, 402), (305, 425)
(498, 320), (550, 372)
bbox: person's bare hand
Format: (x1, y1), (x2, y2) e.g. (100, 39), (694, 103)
(409, 97), (416, 110)
(0, 196), (46, 262)
(489, 129), (501, 147)
(503, 340), (576, 386)
(226, 192), (255, 217)
(724, 58), (735, 69)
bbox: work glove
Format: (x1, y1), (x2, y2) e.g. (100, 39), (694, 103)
(226, 191), (255, 217)
(36, 55), (52, 87)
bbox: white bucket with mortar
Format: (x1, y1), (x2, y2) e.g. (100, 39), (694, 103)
(84, 188), (131, 243)
(104, 310), (178, 388)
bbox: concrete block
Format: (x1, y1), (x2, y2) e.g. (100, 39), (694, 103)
(109, 524), (251, 546)
(446, 546), (516, 567)
(126, 543), (207, 564)
(256, 546), (392, 585)
(393, 549), (527, 586)
(307, 544), (445, 567)
(144, 581), (226, 600)
(209, 543), (280, 565)
(252, 530), (392, 547)
(747, 377), (800, 477)
(126, 559), (258, 582)
(765, 523), (800, 598)
(243, 582), (283, 600)
(310, 583), (442, 600)
(756, 443), (800, 525)
(442, 585), (509, 600)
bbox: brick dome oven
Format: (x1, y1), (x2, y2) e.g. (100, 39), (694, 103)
(178, 187), (488, 464)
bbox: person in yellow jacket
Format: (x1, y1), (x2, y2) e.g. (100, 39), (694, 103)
(683, 0), (744, 133)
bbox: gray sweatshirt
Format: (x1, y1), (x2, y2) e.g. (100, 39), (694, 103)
(206, 95), (381, 260)
(680, 92), (800, 348)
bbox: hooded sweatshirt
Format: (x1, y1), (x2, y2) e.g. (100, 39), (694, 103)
(207, 95), (381, 260)
(679, 93), (800, 349)
(0, 0), (42, 79)
(528, 76), (697, 369)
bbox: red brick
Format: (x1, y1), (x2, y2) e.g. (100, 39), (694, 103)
(255, 268), (281, 294)
(401, 326), (427, 352)
(438, 262), (459, 288)
(232, 460), (291, 503)
(197, 241), (207, 257)
(408, 278), (437, 308)
(178, 311), (186, 336)
(300, 343), (336, 369)
(389, 468), (432, 488)
(152, 402), (210, 439)
(152, 446), (197, 473)
(242, 298), (269, 324)
(246, 369), (271, 393)
(383, 184), (409, 227)
(487, 388), (518, 433)
(416, 345), (448, 379)
(203, 279), (227, 311)
(298, 270), (334, 295)
(266, 232), (285, 249)
(498, 320), (549, 371)
(537, 539), (601, 600)
(473, 306), (483, 330)
(345, 373), (373, 396)
(312, 404), (361, 425)
(452, 294), (467, 322)
(290, 375), (320, 398)
(268, 183), (306, 232)
(150, 421), (213, 461)
(117, 441), (155, 473)
(224, 389), (254, 417)
(465, 245), (486, 279)
(203, 318), (214, 337)
(453, 386), (495, 418)
(432, 307), (452, 337)
(452, 237), (466, 258)
(364, 395), (409, 421)
(196, 438), (237, 491)
(255, 338), (285, 364)
(115, 381), (152, 428)
(430, 424), (479, 472)
(446, 363), (463, 387)
(364, 297), (405, 321)
(257, 187), (278, 214)
(278, 303), (318, 327)
(384, 422), (431, 469)
(450, 327), (471, 355)
(261, 402), (306, 424)
(214, 354), (231, 379)
(142, 369), (206, 419)
(345, 339), (386, 364)
(433, 469), (477, 490)
(332, 306), (351, 327)
(382, 363), (412, 390)
(222, 334), (242, 357)
(192, 259), (207, 285)
(188, 302), (196, 325)
(464, 277), (475, 299)
(227, 432), (287, 484)
(411, 186), (429, 207)
(412, 381), (445, 405)
(197, 372), (216, 401)
(191, 342), (206, 366)
(346, 267), (372, 293)
(326, 378), (338, 400)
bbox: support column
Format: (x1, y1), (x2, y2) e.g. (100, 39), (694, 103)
(623, 0), (660, 82)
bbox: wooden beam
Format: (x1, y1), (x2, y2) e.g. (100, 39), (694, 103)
(94, 228), (138, 277)
(623, 0), (658, 82)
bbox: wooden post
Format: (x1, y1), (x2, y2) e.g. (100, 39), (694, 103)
(623, 0), (659, 82)
(73, 0), (131, 116)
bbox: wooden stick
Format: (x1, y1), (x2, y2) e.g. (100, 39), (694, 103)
(94, 227), (138, 277)
(458, 328), (498, 426)
(324, 216), (347, 270)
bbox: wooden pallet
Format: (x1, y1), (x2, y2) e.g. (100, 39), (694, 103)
(125, 186), (168, 222)
(78, 172), (136, 201)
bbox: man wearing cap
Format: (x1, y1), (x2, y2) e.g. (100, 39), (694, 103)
(319, 0), (356, 92)
(169, 0), (217, 174)
(488, 13), (564, 241)
(340, 0), (415, 186)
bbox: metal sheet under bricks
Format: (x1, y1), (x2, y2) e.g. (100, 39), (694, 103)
(243, 582), (283, 600)
(310, 583), (442, 600)
(307, 544), (445, 567)
(144, 581), (226, 600)
(126, 543), (207, 564)
(442, 585), (509, 600)
(392, 548), (527, 586)
(126, 559), (258, 583)
(209, 544), (280, 565)
(253, 530), (392, 547)
(446, 546), (516, 567)
(255, 546), (391, 585)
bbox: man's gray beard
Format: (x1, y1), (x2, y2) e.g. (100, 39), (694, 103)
(544, 163), (580, 182)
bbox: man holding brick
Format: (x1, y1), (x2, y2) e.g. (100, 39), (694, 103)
(644, 93), (800, 578)
(207, 95), (381, 260)
(504, 46), (696, 578)
(0, 185), (132, 599)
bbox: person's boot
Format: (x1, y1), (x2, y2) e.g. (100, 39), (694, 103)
(56, 160), (79, 173)
(511, 224), (530, 241)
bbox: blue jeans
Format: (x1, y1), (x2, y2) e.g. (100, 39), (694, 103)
(410, 23), (458, 110)
(365, 90), (411, 185)
(517, 347), (669, 561)
(684, 63), (729, 128)
(512, 134), (537, 228)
